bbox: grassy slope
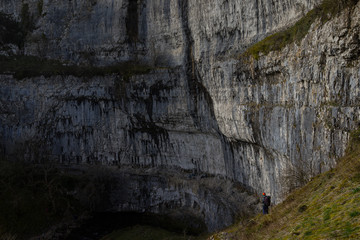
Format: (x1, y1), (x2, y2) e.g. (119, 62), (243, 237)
(213, 129), (360, 239)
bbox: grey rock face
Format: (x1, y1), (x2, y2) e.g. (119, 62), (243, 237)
(202, 5), (360, 200)
(0, 69), (222, 171)
(107, 167), (258, 231)
(1, 0), (360, 231)
(0, 0), (319, 65)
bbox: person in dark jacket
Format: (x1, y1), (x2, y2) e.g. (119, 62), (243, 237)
(262, 192), (270, 214)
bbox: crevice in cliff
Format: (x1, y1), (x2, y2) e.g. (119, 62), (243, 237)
(178, 0), (198, 126)
(178, 0), (218, 131)
(178, 0), (245, 186)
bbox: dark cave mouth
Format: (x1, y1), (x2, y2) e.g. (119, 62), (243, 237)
(53, 165), (257, 237)
(66, 211), (207, 239)
(0, 159), (255, 238)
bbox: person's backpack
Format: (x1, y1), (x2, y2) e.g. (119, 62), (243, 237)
(264, 196), (271, 206)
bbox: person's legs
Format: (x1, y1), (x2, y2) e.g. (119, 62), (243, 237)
(263, 205), (269, 214)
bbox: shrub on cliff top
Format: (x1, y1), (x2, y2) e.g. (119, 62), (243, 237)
(244, 0), (359, 59)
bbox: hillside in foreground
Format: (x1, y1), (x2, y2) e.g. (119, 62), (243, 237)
(211, 129), (360, 240)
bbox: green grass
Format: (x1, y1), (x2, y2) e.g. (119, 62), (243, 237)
(212, 128), (360, 239)
(349, 211), (360, 217)
(101, 225), (207, 240)
(0, 55), (153, 80)
(243, 0), (359, 59)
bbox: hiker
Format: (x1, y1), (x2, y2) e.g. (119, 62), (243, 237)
(262, 192), (271, 214)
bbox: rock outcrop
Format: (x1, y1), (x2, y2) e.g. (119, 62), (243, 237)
(1, 0), (360, 231)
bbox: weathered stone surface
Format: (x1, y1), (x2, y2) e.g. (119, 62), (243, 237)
(201, 4), (360, 199)
(107, 167), (258, 231)
(0, 0), (319, 65)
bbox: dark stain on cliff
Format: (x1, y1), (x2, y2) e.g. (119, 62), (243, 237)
(146, 81), (173, 121)
(126, 0), (139, 43)
(0, 4), (35, 49)
(131, 114), (169, 153)
(0, 12), (24, 47)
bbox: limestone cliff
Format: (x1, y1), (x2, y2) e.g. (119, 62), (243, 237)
(1, 0), (359, 231)
(0, 0), (318, 65)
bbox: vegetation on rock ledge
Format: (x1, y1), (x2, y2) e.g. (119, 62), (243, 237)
(243, 0), (359, 60)
(0, 55), (152, 80)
